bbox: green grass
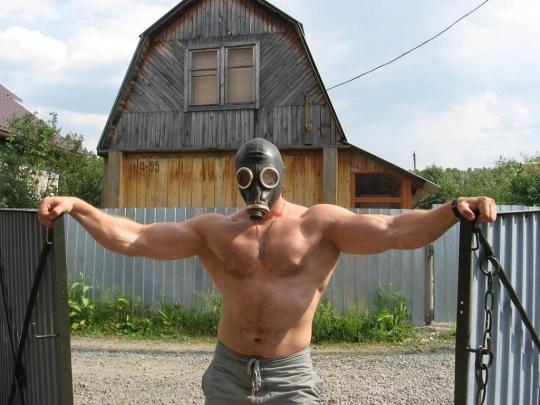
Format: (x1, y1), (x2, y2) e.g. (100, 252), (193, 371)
(312, 287), (414, 343)
(69, 278), (413, 343)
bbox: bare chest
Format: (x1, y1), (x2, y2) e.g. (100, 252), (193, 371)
(206, 220), (322, 280)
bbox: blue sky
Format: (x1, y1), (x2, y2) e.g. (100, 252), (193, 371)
(1, 0), (538, 170)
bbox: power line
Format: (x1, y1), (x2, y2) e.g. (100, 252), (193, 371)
(326, 0), (491, 91)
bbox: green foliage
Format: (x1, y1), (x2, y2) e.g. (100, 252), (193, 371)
(68, 279), (223, 338)
(416, 155), (540, 208)
(68, 279), (412, 343)
(311, 287), (413, 343)
(68, 275), (96, 331)
(0, 113), (103, 208)
(508, 155), (540, 206)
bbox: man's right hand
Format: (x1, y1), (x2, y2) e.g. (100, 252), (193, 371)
(38, 196), (77, 228)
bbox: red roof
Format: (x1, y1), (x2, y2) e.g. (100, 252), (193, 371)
(0, 84), (31, 139)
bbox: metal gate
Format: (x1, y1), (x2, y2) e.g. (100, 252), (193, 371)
(454, 211), (540, 404)
(0, 210), (73, 405)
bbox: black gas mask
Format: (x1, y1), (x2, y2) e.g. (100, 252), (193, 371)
(235, 138), (285, 220)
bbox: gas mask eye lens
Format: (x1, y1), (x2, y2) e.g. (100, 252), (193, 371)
(260, 167), (280, 189)
(236, 167), (253, 189)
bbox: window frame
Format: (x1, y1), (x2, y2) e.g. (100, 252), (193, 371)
(185, 41), (260, 112)
(351, 171), (403, 209)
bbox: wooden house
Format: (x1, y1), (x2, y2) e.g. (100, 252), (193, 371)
(97, 0), (436, 209)
(0, 84), (32, 147)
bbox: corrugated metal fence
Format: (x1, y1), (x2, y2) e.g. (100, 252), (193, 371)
(0, 210), (72, 405)
(434, 205), (538, 322)
(65, 207), (429, 325)
(455, 210), (540, 404)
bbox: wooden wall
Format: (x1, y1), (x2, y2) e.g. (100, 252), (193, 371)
(118, 150), (323, 208)
(102, 0), (343, 151)
(337, 149), (413, 209)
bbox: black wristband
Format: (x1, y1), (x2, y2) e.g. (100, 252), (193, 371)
(450, 198), (461, 219)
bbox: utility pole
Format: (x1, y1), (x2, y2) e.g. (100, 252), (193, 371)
(413, 151), (417, 173)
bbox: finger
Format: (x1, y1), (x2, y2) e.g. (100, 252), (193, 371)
(460, 205), (477, 222)
(38, 197), (51, 217)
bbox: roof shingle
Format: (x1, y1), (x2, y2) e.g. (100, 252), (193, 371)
(0, 84), (31, 139)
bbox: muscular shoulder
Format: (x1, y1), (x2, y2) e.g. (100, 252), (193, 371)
(189, 212), (232, 234)
(303, 204), (353, 221)
(296, 204), (353, 236)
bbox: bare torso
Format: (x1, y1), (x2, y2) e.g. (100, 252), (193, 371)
(198, 200), (340, 358)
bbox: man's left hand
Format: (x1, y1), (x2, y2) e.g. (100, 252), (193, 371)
(455, 197), (497, 224)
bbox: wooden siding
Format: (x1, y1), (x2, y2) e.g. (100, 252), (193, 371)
(109, 103), (337, 150)
(120, 150), (322, 208)
(337, 149), (414, 209)
(103, 0), (342, 151)
(154, 0), (292, 41)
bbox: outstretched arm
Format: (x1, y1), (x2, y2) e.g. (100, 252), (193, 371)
(322, 197), (496, 255)
(38, 197), (210, 260)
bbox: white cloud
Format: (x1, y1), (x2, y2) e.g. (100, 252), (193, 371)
(439, 0), (540, 82)
(346, 93), (540, 169)
(0, 0), (59, 22)
(0, 26), (68, 72)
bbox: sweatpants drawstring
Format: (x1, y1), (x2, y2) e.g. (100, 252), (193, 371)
(247, 358), (262, 401)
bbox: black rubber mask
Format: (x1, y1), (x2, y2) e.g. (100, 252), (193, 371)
(235, 138), (285, 220)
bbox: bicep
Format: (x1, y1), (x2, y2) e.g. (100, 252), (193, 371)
(325, 211), (398, 255)
(128, 218), (206, 260)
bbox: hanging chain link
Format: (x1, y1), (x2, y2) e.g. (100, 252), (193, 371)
(467, 228), (499, 405)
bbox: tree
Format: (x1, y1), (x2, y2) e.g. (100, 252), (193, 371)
(508, 155), (540, 206)
(0, 113), (103, 208)
(415, 156), (539, 208)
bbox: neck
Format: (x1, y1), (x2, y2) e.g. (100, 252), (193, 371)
(268, 197), (286, 218)
(253, 198), (286, 223)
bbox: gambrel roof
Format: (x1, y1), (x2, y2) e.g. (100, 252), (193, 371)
(97, 0), (346, 152)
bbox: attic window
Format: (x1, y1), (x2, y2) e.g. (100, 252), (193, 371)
(226, 47), (254, 104)
(187, 42), (259, 110)
(191, 50), (218, 106)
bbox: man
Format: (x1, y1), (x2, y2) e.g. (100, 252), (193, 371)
(38, 138), (496, 404)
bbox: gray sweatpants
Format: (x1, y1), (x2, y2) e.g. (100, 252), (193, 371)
(202, 341), (323, 404)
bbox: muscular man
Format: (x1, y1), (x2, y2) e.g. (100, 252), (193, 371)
(38, 138), (496, 404)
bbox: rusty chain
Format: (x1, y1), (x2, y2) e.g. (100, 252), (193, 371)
(467, 227), (499, 405)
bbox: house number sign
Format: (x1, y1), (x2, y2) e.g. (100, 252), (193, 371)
(138, 160), (160, 172)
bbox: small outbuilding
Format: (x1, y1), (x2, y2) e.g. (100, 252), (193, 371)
(98, 0), (436, 209)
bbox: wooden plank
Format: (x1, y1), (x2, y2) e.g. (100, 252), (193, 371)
(304, 154), (316, 207)
(167, 158), (180, 207)
(283, 154), (294, 201)
(214, 155), (226, 206)
(337, 150), (351, 208)
(179, 156), (193, 206)
(191, 156), (203, 207)
(314, 153), (323, 203)
(202, 157), (215, 207)
(292, 155), (305, 205)
(107, 151), (124, 208)
(223, 154), (236, 207)
(136, 158), (146, 207)
(156, 157), (168, 207)
(125, 157), (139, 208)
(144, 157), (159, 207)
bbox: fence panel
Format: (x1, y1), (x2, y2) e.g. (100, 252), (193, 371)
(455, 210), (540, 404)
(0, 210), (72, 405)
(64, 207), (428, 325)
(434, 205), (538, 322)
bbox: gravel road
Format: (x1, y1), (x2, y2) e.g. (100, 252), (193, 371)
(71, 337), (454, 404)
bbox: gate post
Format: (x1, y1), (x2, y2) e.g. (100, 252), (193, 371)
(454, 218), (474, 405)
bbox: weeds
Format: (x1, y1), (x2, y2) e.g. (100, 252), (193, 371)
(68, 279), (413, 343)
(312, 286), (414, 343)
